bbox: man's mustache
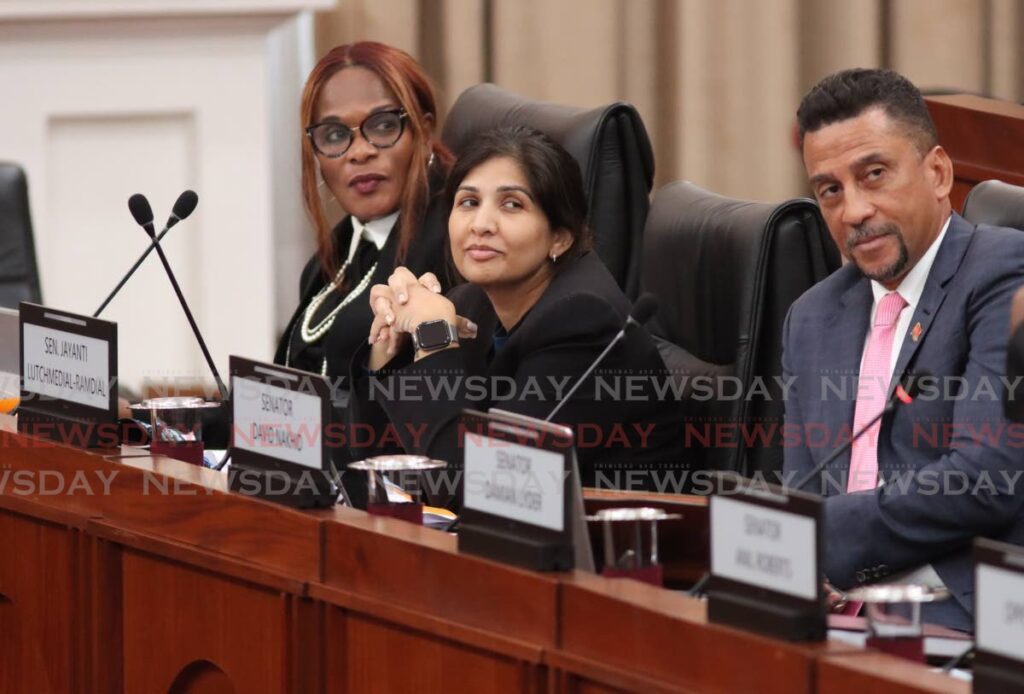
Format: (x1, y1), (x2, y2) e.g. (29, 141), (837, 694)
(846, 223), (901, 252)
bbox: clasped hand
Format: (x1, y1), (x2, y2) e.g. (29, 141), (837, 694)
(367, 267), (477, 370)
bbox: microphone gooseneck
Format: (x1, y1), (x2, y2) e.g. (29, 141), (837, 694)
(95, 191), (200, 317)
(788, 371), (930, 493)
(544, 293), (660, 423)
(125, 194), (228, 400)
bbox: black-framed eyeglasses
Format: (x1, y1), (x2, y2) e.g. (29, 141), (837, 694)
(305, 108), (409, 158)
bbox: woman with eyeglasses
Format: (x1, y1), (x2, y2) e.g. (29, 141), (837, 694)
(264, 42), (456, 503)
(275, 42), (453, 381)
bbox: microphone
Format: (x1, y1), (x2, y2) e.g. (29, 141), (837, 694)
(544, 293), (660, 423)
(128, 193), (156, 236)
(789, 371), (930, 493)
(94, 190), (199, 317)
(166, 190), (199, 229)
(126, 193), (228, 400)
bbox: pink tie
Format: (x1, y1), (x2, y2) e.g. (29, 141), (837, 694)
(848, 291), (908, 493)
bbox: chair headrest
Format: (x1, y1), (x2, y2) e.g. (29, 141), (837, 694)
(441, 83), (655, 192)
(0, 162), (34, 283)
(642, 181), (832, 366)
(441, 83), (655, 296)
(962, 179), (1024, 232)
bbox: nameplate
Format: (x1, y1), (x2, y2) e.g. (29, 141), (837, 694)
(706, 475), (825, 641)
(227, 357), (335, 509)
(458, 409), (583, 572)
(18, 302), (118, 447)
(22, 322), (109, 408)
(974, 538), (1024, 691)
(977, 564), (1024, 659)
(711, 495), (817, 600)
(232, 374), (323, 470)
(464, 437), (565, 532)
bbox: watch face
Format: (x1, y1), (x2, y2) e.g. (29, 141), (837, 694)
(416, 320), (452, 350)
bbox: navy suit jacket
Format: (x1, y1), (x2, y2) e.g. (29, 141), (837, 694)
(782, 213), (1024, 630)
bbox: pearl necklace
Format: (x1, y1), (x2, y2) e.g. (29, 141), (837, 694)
(299, 258), (379, 344)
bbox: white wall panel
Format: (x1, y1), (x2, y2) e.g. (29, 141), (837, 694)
(0, 3), (330, 393)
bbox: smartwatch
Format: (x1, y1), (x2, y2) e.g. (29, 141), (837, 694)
(412, 319), (459, 353)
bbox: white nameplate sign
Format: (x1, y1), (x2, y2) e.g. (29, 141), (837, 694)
(21, 322), (110, 409)
(463, 437), (565, 532)
(711, 495), (817, 600)
(232, 376), (323, 470)
(976, 563), (1024, 662)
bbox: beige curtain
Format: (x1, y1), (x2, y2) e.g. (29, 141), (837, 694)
(315, 0), (1024, 203)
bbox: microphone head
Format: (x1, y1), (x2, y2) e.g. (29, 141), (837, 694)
(630, 292), (660, 326)
(169, 189), (199, 225)
(128, 193), (156, 237)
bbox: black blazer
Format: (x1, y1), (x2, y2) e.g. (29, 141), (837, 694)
(349, 251), (685, 506)
(265, 186), (448, 507)
(273, 192), (450, 384)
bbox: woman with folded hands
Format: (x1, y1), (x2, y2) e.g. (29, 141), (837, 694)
(350, 125), (683, 507)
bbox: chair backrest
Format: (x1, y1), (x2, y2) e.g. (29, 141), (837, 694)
(962, 179), (1024, 231)
(441, 84), (655, 298)
(0, 162), (42, 308)
(642, 181), (841, 477)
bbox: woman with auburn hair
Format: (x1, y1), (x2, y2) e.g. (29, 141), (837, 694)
(272, 42), (455, 499)
(275, 41), (453, 379)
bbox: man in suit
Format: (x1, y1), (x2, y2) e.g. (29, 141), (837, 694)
(782, 68), (1024, 631)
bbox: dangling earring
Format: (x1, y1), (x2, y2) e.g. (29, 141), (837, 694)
(428, 151), (436, 168)
(550, 252), (559, 264)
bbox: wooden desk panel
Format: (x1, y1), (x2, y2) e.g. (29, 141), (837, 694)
(315, 510), (555, 693)
(120, 549), (304, 693)
(319, 508), (560, 650)
(0, 508), (79, 694)
(926, 94), (1024, 211)
(817, 652), (970, 694)
(0, 428), (324, 583)
(330, 611), (544, 694)
(0, 422), (974, 694)
(556, 571), (860, 694)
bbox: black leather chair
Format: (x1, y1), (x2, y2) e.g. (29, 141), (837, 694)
(642, 181), (841, 478)
(0, 162), (42, 308)
(441, 84), (655, 298)
(962, 179), (1024, 231)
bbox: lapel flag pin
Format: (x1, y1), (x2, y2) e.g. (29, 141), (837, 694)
(911, 322), (923, 342)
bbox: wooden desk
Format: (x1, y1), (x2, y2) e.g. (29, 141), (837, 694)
(926, 94), (1024, 211)
(817, 652), (970, 694)
(0, 420), (970, 693)
(553, 570), (859, 694)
